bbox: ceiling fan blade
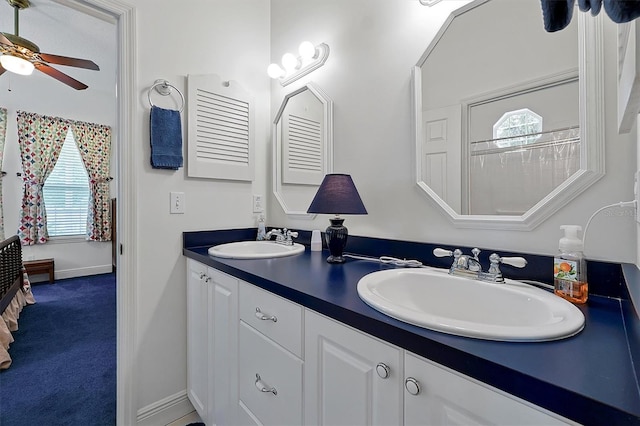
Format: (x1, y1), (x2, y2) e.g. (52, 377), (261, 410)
(35, 63), (88, 90)
(0, 64), (5, 76)
(39, 53), (99, 71)
(0, 33), (14, 47)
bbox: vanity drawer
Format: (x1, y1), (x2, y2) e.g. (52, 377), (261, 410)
(239, 281), (303, 357)
(238, 321), (303, 426)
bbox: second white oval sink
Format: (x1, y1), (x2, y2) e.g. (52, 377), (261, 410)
(357, 268), (584, 342)
(208, 241), (305, 259)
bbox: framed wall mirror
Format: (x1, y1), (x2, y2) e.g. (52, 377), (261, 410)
(273, 82), (333, 217)
(413, 0), (604, 230)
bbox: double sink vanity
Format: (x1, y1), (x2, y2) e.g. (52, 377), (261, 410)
(183, 229), (640, 426)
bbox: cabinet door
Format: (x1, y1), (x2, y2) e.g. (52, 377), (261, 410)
(404, 352), (572, 425)
(187, 259), (209, 423)
(209, 268), (239, 426)
(305, 310), (403, 426)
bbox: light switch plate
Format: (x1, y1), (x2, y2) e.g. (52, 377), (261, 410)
(635, 171), (640, 223)
(170, 192), (185, 214)
(253, 194), (264, 213)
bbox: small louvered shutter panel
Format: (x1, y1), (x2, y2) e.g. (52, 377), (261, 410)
(282, 89), (324, 185)
(187, 74), (255, 181)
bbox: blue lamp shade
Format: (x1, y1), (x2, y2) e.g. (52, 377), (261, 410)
(307, 174), (368, 215)
(307, 174), (367, 264)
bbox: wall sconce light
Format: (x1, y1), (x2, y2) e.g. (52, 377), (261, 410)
(419, 0), (443, 5)
(267, 41), (330, 87)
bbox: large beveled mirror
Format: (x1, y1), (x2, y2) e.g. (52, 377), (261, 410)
(273, 83), (333, 217)
(413, 0), (604, 230)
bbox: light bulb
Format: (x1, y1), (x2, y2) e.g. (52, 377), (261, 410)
(267, 63), (285, 79)
(281, 53), (299, 72)
(0, 55), (34, 76)
(298, 41), (316, 60)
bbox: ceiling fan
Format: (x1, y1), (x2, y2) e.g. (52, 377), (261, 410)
(0, 0), (99, 90)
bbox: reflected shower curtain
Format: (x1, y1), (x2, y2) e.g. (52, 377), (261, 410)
(469, 128), (580, 215)
(0, 108), (6, 241)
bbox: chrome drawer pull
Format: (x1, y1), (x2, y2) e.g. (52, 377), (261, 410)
(255, 373), (277, 395)
(376, 362), (391, 379)
(255, 307), (277, 322)
(405, 377), (421, 396)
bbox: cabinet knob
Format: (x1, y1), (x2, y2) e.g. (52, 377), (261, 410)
(376, 362), (391, 379)
(199, 272), (206, 280)
(255, 307), (277, 322)
(255, 373), (277, 395)
(405, 377), (421, 395)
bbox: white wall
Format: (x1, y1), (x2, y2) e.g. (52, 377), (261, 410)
(268, 0), (637, 264)
(0, 22), (116, 280)
(8, 1), (637, 423)
(127, 0), (271, 415)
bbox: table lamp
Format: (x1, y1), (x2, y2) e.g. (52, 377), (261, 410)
(307, 174), (368, 263)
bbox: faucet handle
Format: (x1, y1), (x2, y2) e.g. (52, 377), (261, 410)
(499, 256), (527, 268)
(433, 248), (453, 257)
(488, 253), (527, 274)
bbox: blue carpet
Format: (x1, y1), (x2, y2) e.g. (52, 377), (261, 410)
(0, 273), (116, 425)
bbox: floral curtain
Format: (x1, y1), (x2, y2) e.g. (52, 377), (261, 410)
(0, 108), (7, 241)
(16, 111), (69, 245)
(69, 121), (112, 241)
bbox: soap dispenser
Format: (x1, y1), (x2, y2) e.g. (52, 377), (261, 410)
(256, 214), (266, 241)
(554, 225), (588, 304)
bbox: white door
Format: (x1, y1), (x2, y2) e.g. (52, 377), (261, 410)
(422, 105), (462, 212)
(186, 259), (209, 423)
(209, 268), (239, 426)
(304, 310), (403, 426)
(404, 352), (572, 425)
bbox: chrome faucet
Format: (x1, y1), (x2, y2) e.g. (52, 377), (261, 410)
(434, 247), (527, 283)
(265, 228), (298, 246)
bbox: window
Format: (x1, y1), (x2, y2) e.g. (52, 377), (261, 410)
(493, 108), (542, 148)
(43, 130), (90, 237)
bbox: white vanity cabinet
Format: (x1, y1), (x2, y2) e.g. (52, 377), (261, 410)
(304, 310), (404, 426)
(403, 352), (573, 425)
(237, 282), (304, 426)
(186, 259), (210, 422)
(186, 261), (575, 425)
(186, 259), (238, 426)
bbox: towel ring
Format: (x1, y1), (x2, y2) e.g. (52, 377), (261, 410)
(148, 79), (185, 113)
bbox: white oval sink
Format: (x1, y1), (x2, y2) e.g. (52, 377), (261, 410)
(357, 268), (585, 342)
(208, 241), (305, 259)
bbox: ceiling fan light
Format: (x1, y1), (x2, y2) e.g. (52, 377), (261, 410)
(0, 54), (34, 75)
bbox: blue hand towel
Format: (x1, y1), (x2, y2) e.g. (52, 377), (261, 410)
(540, 0), (575, 32)
(541, 0), (640, 32)
(150, 106), (183, 170)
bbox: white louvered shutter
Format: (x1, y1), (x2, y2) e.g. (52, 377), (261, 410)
(281, 88), (324, 185)
(187, 74), (255, 181)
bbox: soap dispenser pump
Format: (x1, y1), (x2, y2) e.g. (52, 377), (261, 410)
(554, 225), (588, 304)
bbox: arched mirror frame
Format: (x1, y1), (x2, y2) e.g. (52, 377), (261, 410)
(273, 82), (334, 218)
(412, 1), (604, 230)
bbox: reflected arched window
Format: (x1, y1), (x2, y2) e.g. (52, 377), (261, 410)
(493, 108), (542, 148)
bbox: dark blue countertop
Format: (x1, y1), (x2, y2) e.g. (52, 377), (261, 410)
(183, 230), (640, 425)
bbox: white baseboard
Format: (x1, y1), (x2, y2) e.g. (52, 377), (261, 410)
(29, 265), (113, 283)
(137, 390), (195, 426)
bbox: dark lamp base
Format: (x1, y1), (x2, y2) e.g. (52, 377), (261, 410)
(326, 254), (345, 264)
(325, 217), (348, 264)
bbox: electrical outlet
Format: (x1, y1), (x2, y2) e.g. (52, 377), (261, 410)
(170, 192), (185, 214)
(253, 194), (264, 213)
(635, 171), (640, 223)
